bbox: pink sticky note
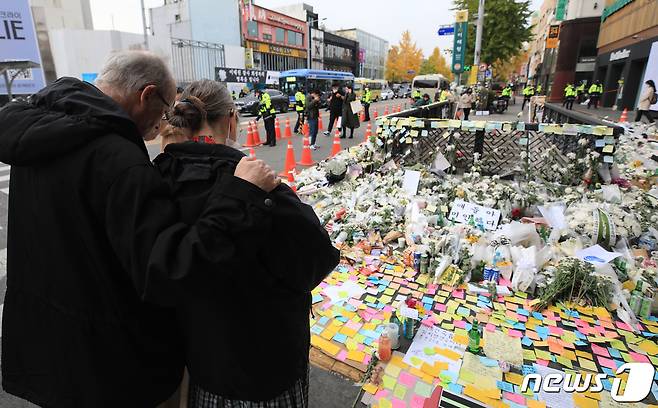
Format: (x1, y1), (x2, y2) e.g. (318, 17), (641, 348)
(536, 359), (550, 366)
(508, 329), (523, 338)
(391, 398), (407, 408)
(597, 356), (617, 369)
(399, 371), (416, 388)
(629, 352), (650, 363)
(410, 395), (426, 408)
(499, 278), (511, 287)
(363, 354), (372, 365)
(485, 323), (496, 332)
(383, 305), (394, 313)
(452, 290), (465, 299)
(615, 321), (632, 331)
(336, 350), (348, 361)
(435, 303), (447, 312)
(591, 344), (610, 357)
(454, 320), (467, 329)
(548, 326), (564, 336)
(375, 390), (390, 399)
(421, 318), (435, 327)
(503, 392), (527, 405)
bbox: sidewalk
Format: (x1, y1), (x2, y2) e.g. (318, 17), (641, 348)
(571, 103), (625, 123)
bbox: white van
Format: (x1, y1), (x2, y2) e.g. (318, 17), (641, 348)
(411, 74), (450, 99)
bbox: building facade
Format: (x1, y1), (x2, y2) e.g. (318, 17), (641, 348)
(334, 29), (387, 79)
(593, 0), (658, 109)
(240, 3), (307, 72)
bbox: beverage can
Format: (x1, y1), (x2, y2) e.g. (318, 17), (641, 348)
(630, 292), (641, 315)
(413, 251), (422, 273)
(490, 268), (500, 283)
(483, 267), (492, 281)
(420, 253), (429, 274)
(640, 296), (652, 319)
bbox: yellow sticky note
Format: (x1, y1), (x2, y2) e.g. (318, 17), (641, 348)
(453, 335), (468, 345)
(578, 358), (598, 372)
(573, 394), (598, 408)
(362, 382), (378, 394)
(347, 350), (366, 362)
(505, 372), (524, 386)
(602, 145), (614, 153)
(435, 347), (461, 361)
(527, 400), (547, 408)
(384, 363), (402, 378)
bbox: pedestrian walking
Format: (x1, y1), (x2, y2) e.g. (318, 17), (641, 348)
(294, 87), (306, 133)
(324, 83), (344, 135)
(361, 85), (372, 121)
(341, 84), (360, 139)
(588, 80), (603, 109)
(256, 89), (277, 146)
(521, 83), (535, 110)
(306, 89), (322, 149)
(155, 80), (339, 408)
(0, 50), (279, 408)
(459, 88), (474, 120)
(635, 79), (656, 123)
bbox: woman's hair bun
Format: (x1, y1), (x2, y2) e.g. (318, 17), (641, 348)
(168, 95), (207, 132)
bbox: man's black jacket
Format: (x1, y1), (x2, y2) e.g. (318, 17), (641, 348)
(154, 142), (339, 401)
(0, 78), (274, 407)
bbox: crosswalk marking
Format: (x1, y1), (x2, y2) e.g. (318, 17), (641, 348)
(0, 164), (8, 196)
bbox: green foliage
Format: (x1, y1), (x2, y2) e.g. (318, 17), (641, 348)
(452, 0), (534, 65)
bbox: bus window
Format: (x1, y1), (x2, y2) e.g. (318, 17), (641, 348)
(413, 79), (439, 89)
(279, 77), (306, 96)
(354, 82), (363, 91)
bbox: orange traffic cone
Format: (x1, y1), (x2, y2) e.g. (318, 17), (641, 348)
(242, 122), (258, 147)
(275, 118), (281, 140)
(330, 129), (342, 158)
(251, 121), (262, 145)
(360, 110), (365, 122)
(284, 117), (292, 138)
(619, 108), (628, 123)
(373, 109), (378, 119)
(318, 114), (324, 131)
(364, 123), (372, 143)
(286, 169), (297, 193)
(249, 147), (256, 158)
(384, 106), (389, 115)
(303, 122), (310, 137)
(279, 140), (297, 177)
(398, 104), (402, 113)
(297, 136), (315, 166)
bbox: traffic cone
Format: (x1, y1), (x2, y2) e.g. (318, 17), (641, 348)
(286, 169), (297, 193)
(318, 114), (324, 131)
(297, 136), (315, 166)
(249, 147), (256, 158)
(303, 121), (310, 137)
(284, 117), (292, 138)
(360, 110), (365, 122)
(364, 123), (372, 143)
(330, 129), (342, 158)
(275, 118), (281, 140)
(384, 106), (389, 115)
(279, 140), (297, 177)
(373, 109), (378, 119)
(251, 121), (262, 145)
(242, 122), (258, 147)
(619, 108), (628, 123)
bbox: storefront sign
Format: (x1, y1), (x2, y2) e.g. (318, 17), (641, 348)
(451, 15), (468, 74)
(609, 49), (630, 62)
(0, 0), (45, 95)
(215, 67), (266, 84)
(555, 0), (567, 21)
(266, 14), (304, 31)
(546, 25), (560, 49)
(246, 41), (307, 58)
(244, 48), (254, 69)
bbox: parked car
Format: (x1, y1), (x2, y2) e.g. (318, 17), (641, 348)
(380, 89), (395, 100)
(234, 89), (289, 115)
(394, 84), (411, 99)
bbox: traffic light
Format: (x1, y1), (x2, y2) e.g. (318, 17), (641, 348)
(463, 65), (471, 72)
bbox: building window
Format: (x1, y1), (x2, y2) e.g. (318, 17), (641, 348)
(287, 30), (296, 46)
(247, 21), (258, 38)
(276, 28), (285, 43)
(175, 14), (181, 22)
(263, 33), (272, 41)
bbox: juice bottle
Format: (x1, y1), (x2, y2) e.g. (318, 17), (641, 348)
(378, 333), (392, 362)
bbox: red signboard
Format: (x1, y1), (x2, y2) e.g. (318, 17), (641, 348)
(240, 2), (307, 50)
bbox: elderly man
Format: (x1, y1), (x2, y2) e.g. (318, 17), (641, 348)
(0, 51), (279, 407)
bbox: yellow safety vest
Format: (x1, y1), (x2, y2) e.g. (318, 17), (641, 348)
(295, 91), (305, 112)
(259, 93), (276, 115)
(362, 89), (372, 104)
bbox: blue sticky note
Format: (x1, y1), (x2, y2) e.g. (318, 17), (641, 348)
(522, 365), (536, 375)
(480, 356), (499, 367)
(521, 336), (533, 347)
(333, 333), (348, 343)
(448, 383), (464, 394)
(608, 348), (622, 358)
(363, 337), (374, 346)
(517, 308), (529, 317)
(575, 340), (588, 346)
(575, 331), (587, 340)
(505, 402), (526, 408)
(602, 367), (614, 376)
(336, 316), (348, 323)
(457, 306), (470, 316)
(535, 326), (549, 339)
(312, 293), (323, 304)
(422, 296), (434, 304)
(532, 312), (544, 320)
(310, 325), (323, 334)
(513, 322), (526, 330)
(497, 381), (515, 392)
(318, 316), (329, 325)
(602, 378), (612, 391)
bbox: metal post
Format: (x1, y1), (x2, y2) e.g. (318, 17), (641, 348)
(3, 71), (12, 101)
(141, 0), (149, 50)
(307, 21), (312, 69)
(474, 0), (485, 67)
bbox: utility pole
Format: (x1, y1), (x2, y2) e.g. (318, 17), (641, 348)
(473, 0), (485, 66)
(141, 0), (149, 50)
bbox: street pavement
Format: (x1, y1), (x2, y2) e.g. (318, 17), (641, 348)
(0, 98), (522, 407)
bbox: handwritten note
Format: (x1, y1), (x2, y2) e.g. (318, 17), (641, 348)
(448, 199), (501, 230)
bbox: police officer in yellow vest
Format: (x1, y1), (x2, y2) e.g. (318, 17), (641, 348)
(361, 86), (372, 122)
(536, 84), (542, 95)
(563, 83), (576, 110)
(587, 80), (603, 109)
(294, 88), (306, 133)
(521, 83), (535, 110)
(256, 89), (277, 146)
(501, 84), (512, 109)
(412, 88), (421, 102)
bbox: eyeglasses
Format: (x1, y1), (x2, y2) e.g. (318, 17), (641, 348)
(139, 83), (173, 120)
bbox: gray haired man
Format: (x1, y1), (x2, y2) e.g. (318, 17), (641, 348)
(0, 50), (279, 407)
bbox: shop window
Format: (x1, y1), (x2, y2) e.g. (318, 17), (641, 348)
(276, 28), (285, 43)
(247, 21), (258, 37)
(263, 33), (272, 42)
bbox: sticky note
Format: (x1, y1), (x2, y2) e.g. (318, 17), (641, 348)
(414, 381), (434, 398)
(382, 375), (396, 390)
(398, 371), (416, 388)
(393, 383), (408, 400)
(435, 347), (461, 361)
(347, 350), (366, 362)
(384, 363), (402, 378)
(578, 358), (598, 372)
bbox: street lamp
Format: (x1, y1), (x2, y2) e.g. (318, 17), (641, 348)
(307, 17), (327, 69)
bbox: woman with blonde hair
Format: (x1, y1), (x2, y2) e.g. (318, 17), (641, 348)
(155, 79), (339, 408)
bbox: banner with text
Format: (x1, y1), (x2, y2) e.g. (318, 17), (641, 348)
(215, 67), (267, 84)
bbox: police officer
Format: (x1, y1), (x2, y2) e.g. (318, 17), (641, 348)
(521, 83), (535, 110)
(294, 87), (306, 134)
(256, 89), (277, 147)
(361, 86), (372, 122)
(563, 83), (576, 110)
(412, 88), (421, 102)
(231, 90), (237, 100)
(576, 81), (586, 103)
(536, 83), (542, 95)
(501, 84), (512, 109)
(588, 80), (603, 109)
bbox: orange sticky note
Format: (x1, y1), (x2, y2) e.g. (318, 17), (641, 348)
(347, 350), (366, 362)
(311, 335), (340, 356)
(527, 399), (547, 408)
(435, 347), (461, 361)
(573, 394), (598, 408)
(453, 334), (469, 345)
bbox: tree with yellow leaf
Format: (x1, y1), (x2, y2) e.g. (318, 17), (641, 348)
(493, 51), (528, 82)
(420, 47), (453, 80)
(385, 31), (423, 83)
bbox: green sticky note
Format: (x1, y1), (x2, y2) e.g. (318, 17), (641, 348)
(394, 383), (408, 400)
(379, 399), (393, 408)
(459, 368), (476, 384)
(382, 375), (396, 390)
(411, 356), (422, 366)
(338, 290), (348, 298)
(439, 372), (453, 384)
(384, 363), (402, 378)
(424, 347), (436, 356)
(535, 349), (552, 361)
(414, 381), (434, 398)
